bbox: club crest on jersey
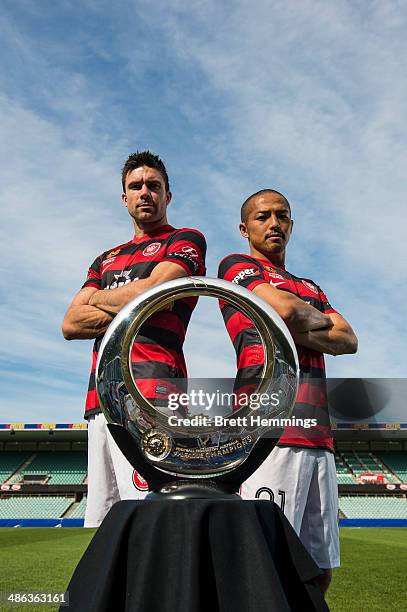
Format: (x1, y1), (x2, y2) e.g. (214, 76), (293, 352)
(142, 242), (162, 256)
(232, 268), (257, 283)
(132, 470), (149, 491)
(302, 280), (318, 294)
(181, 245), (198, 258)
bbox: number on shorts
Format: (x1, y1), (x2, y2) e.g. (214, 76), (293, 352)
(255, 487), (286, 512)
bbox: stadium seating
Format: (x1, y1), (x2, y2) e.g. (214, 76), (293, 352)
(378, 451), (407, 482)
(336, 474), (357, 485)
(10, 451), (87, 485)
(335, 454), (357, 484)
(0, 496), (73, 519)
(70, 497), (87, 519)
(0, 451), (32, 483)
(339, 451), (398, 483)
(339, 496), (407, 519)
(1, 443), (406, 523)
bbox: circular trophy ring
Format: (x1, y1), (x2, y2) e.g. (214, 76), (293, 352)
(96, 277), (298, 437)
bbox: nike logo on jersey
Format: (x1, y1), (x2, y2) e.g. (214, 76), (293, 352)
(269, 280), (286, 288)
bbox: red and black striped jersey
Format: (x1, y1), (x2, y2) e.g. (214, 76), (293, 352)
(218, 253), (336, 452)
(82, 224), (206, 418)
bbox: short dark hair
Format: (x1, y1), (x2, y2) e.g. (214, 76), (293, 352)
(121, 150), (170, 192)
(241, 189), (291, 222)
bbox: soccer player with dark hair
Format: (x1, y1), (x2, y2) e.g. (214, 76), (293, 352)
(62, 150), (206, 527)
(218, 189), (357, 594)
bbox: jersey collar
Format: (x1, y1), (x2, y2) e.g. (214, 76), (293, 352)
(256, 257), (286, 271)
(132, 224), (175, 243)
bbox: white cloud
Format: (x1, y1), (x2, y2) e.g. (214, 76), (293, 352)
(145, 1), (407, 377)
(1, 2), (406, 423)
(0, 93), (130, 421)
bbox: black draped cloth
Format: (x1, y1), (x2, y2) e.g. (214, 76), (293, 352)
(64, 499), (329, 612)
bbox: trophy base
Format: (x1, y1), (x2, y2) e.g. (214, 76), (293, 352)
(107, 423), (278, 495)
(146, 480), (240, 500)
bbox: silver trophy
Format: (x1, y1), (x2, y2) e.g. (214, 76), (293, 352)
(96, 277), (299, 497)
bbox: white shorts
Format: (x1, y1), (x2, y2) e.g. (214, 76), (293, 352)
(84, 413), (148, 528)
(241, 446), (340, 569)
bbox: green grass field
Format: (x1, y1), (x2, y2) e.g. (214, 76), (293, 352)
(0, 528), (95, 612)
(1, 527), (406, 611)
(326, 528), (407, 612)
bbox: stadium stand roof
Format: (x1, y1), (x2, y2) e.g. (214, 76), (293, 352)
(0, 424), (87, 442)
(1, 421), (407, 442)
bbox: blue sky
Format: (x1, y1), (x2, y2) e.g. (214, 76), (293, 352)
(0, 1), (406, 422)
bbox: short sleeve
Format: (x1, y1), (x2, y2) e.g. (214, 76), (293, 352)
(81, 255), (103, 290)
(218, 254), (266, 291)
(318, 286), (337, 315)
(162, 229), (206, 275)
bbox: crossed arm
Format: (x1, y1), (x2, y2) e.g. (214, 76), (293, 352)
(253, 283), (358, 356)
(291, 312), (358, 356)
(62, 261), (187, 340)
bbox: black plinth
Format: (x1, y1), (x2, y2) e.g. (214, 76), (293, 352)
(64, 499), (329, 612)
